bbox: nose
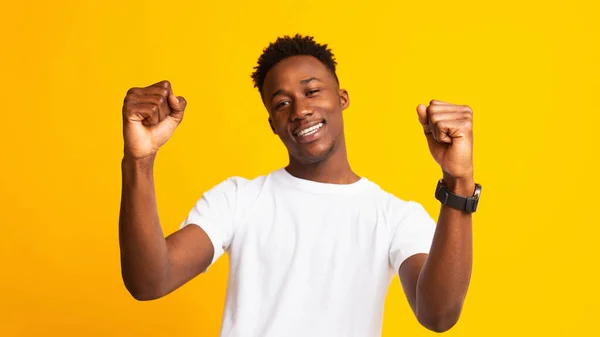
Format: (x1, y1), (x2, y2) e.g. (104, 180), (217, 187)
(290, 99), (313, 122)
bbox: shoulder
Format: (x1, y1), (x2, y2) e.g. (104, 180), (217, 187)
(206, 173), (266, 197)
(368, 182), (433, 225)
(204, 170), (278, 204)
(360, 180), (413, 211)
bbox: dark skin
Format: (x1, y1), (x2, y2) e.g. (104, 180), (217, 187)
(119, 82), (215, 301)
(119, 55), (474, 333)
(262, 55), (358, 184)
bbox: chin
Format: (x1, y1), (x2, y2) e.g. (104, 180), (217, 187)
(293, 143), (336, 165)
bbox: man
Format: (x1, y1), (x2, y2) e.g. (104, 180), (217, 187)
(119, 34), (481, 336)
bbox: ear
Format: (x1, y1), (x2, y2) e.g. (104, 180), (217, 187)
(268, 117), (277, 134)
(339, 89), (349, 110)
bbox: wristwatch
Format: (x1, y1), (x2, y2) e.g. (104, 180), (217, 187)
(435, 179), (482, 213)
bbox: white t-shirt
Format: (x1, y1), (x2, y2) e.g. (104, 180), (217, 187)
(180, 168), (436, 337)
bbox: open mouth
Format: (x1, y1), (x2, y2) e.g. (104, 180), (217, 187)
(294, 122), (325, 138)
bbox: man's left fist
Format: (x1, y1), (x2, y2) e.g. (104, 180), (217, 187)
(417, 100), (474, 180)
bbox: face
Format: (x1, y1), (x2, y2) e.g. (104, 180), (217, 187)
(262, 55), (349, 164)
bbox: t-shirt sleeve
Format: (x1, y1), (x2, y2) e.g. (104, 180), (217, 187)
(388, 200), (437, 273)
(180, 177), (245, 269)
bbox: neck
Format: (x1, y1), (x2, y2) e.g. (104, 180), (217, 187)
(285, 140), (360, 184)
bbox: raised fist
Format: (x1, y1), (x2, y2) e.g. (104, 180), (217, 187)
(416, 100), (474, 180)
(122, 80), (187, 159)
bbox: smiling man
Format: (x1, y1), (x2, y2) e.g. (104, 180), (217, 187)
(119, 34), (481, 337)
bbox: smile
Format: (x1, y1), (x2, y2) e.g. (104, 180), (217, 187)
(296, 122), (324, 137)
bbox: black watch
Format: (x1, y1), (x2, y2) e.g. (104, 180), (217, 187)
(435, 179), (482, 213)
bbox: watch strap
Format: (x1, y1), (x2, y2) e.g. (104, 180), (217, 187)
(435, 179), (481, 213)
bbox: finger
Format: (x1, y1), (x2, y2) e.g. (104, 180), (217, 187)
(125, 94), (170, 122)
(168, 95), (187, 120)
(427, 104), (472, 115)
(416, 104), (430, 131)
(430, 99), (452, 105)
(428, 110), (472, 127)
(427, 106), (472, 135)
(150, 80), (173, 92)
(432, 119), (472, 144)
(431, 120), (452, 144)
(126, 86), (170, 97)
(124, 103), (159, 126)
(417, 104), (437, 151)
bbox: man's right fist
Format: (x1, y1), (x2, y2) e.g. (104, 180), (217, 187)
(122, 80), (187, 160)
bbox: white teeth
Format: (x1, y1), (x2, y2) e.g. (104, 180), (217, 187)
(297, 123), (323, 137)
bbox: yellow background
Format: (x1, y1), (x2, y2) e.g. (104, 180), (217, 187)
(1, 0), (598, 336)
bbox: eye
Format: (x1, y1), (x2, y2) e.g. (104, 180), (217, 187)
(275, 101), (289, 109)
(306, 89), (320, 96)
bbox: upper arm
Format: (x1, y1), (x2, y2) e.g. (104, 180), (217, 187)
(398, 253), (428, 315)
(159, 177), (246, 296)
(387, 200), (436, 314)
(162, 224), (215, 296)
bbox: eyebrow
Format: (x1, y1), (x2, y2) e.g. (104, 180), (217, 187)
(300, 77), (321, 85)
(270, 77), (322, 100)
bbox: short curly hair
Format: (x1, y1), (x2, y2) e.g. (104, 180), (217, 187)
(251, 34), (338, 95)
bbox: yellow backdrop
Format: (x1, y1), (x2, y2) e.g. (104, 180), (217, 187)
(1, 0), (598, 336)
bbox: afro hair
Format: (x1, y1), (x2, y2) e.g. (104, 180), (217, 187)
(251, 34), (339, 95)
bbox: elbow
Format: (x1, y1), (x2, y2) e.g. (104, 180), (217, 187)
(421, 320), (457, 333)
(418, 316), (458, 333)
(127, 287), (163, 301)
(122, 275), (166, 301)
(417, 309), (461, 333)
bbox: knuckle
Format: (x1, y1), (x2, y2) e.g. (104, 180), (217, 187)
(464, 120), (473, 130)
(156, 96), (165, 105)
(436, 119), (447, 127)
(123, 106), (136, 116)
(160, 80), (171, 89)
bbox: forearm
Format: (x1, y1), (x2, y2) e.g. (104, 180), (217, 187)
(416, 175), (474, 331)
(119, 155), (169, 300)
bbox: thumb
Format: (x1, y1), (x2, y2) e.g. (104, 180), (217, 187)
(168, 94), (187, 113)
(416, 104), (430, 132)
(168, 94), (187, 121)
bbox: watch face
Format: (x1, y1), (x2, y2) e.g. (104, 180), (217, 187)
(473, 184), (482, 199)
